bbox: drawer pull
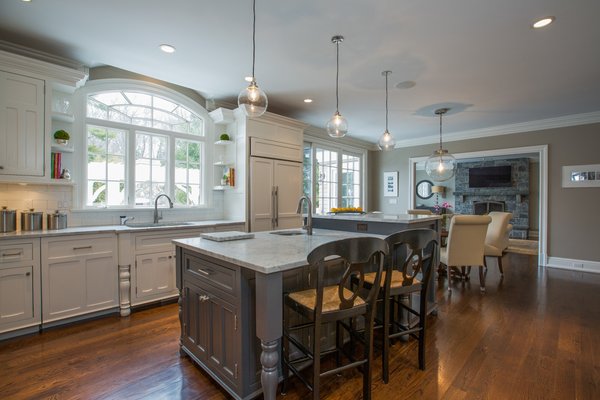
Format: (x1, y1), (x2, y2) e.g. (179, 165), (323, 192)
(199, 294), (210, 302)
(73, 246), (93, 250)
(1, 251), (22, 257)
(196, 268), (213, 276)
(26, 272), (31, 276)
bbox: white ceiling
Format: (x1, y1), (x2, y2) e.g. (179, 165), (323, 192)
(1, 0), (599, 145)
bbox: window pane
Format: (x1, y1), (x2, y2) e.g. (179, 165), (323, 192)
(136, 134), (151, 158)
(107, 130), (127, 155)
(136, 158), (151, 182)
(188, 143), (200, 163)
(175, 141), (187, 161)
(152, 136), (167, 159)
(87, 181), (106, 206)
(87, 126), (107, 154)
(106, 181), (126, 206)
(87, 98), (108, 120)
(303, 143), (312, 199)
(152, 159), (167, 183)
(123, 92), (151, 106)
(135, 183), (151, 206)
(315, 147), (338, 213)
(107, 155), (125, 180)
(154, 96), (177, 112)
(92, 92), (128, 106)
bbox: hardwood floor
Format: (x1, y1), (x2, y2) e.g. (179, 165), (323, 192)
(1, 254), (599, 399)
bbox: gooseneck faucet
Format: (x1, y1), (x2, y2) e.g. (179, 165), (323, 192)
(154, 194), (173, 223)
(296, 195), (313, 235)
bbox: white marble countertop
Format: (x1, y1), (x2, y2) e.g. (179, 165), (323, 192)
(173, 228), (384, 274)
(0, 220), (244, 240)
(312, 212), (441, 223)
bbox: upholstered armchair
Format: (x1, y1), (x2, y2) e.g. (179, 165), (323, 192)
(440, 215), (492, 292)
(484, 212), (513, 275)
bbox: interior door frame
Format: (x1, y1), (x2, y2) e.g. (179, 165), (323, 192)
(408, 144), (548, 267)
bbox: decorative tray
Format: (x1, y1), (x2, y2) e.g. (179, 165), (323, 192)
(200, 231), (255, 242)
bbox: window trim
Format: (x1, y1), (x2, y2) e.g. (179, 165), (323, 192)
(76, 79), (213, 209)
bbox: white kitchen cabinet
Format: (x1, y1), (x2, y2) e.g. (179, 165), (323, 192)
(0, 238), (41, 334)
(134, 251), (175, 301)
(41, 233), (118, 323)
(249, 157), (302, 232)
(0, 70), (45, 177)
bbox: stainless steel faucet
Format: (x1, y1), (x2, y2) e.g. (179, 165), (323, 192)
(120, 216), (134, 225)
(296, 195), (313, 235)
(154, 194), (173, 223)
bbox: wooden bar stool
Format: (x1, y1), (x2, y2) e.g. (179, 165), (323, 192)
(281, 236), (388, 400)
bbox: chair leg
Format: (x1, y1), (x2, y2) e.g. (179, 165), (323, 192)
(484, 255), (488, 270)
(363, 313), (374, 400)
(312, 321), (321, 400)
(382, 292), (391, 383)
(460, 266), (466, 280)
(418, 289), (427, 370)
(497, 256), (504, 275)
(479, 265), (486, 292)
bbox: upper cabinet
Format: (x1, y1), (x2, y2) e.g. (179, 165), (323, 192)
(0, 47), (87, 183)
(0, 70), (45, 176)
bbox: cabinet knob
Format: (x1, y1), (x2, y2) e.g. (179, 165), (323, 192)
(26, 272), (31, 276)
(0, 166), (4, 169)
(199, 294), (210, 302)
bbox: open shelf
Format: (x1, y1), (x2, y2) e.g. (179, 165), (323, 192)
(51, 143), (74, 153)
(214, 140), (234, 146)
(51, 111), (75, 123)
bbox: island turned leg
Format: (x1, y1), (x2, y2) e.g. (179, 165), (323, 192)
(118, 264), (131, 316)
(255, 272), (283, 400)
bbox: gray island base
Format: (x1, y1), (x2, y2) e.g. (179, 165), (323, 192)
(174, 216), (440, 400)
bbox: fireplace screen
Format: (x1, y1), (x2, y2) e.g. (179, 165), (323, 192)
(473, 201), (505, 215)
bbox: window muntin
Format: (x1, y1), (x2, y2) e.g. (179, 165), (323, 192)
(315, 147), (338, 214)
(174, 139), (203, 206)
(87, 91), (203, 135)
(342, 153), (361, 207)
(86, 125), (127, 207)
(85, 87), (207, 208)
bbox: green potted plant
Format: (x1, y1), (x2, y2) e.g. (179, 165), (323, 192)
(219, 133), (230, 141)
(54, 129), (70, 145)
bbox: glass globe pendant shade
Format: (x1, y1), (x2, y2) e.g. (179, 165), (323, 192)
(425, 149), (456, 181)
(378, 130), (396, 151)
(326, 111), (348, 138)
(238, 81), (268, 118)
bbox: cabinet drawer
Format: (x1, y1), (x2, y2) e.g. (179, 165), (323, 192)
(250, 137), (302, 162)
(135, 229), (207, 253)
(183, 253), (236, 298)
(46, 235), (116, 259)
(0, 242), (34, 264)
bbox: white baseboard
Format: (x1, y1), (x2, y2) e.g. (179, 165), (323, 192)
(546, 257), (600, 274)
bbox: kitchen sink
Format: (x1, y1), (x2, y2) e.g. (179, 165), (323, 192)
(269, 230), (305, 236)
(125, 221), (194, 228)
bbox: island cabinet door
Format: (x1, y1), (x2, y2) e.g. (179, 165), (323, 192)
(205, 294), (238, 389)
(181, 280), (210, 362)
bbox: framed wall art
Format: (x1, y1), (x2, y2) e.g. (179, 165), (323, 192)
(562, 164), (600, 188)
(383, 171), (398, 197)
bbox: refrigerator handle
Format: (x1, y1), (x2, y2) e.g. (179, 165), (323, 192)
(274, 186), (279, 227)
(271, 186), (276, 229)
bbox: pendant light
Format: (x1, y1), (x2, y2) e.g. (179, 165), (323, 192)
(238, 0), (268, 117)
(378, 71), (396, 151)
(326, 35), (348, 138)
(425, 108), (456, 181)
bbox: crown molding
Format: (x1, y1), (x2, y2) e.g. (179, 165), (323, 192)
(392, 111), (600, 149)
(304, 125), (377, 151)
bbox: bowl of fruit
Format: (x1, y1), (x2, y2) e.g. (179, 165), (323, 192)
(329, 207), (365, 215)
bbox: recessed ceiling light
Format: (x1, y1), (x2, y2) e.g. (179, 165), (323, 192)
(532, 16), (555, 29)
(304, 99), (313, 103)
(21, 0), (32, 2)
(396, 80), (416, 89)
(244, 76), (254, 82)
(159, 44), (176, 53)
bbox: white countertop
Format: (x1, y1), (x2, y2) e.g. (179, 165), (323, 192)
(173, 228), (384, 274)
(312, 213), (441, 223)
(0, 220), (244, 240)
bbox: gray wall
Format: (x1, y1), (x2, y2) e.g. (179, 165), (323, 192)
(369, 123), (600, 262)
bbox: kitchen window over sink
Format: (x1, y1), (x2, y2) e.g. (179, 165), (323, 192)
(84, 85), (206, 208)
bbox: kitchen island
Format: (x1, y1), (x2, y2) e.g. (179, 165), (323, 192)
(312, 212), (441, 234)
(173, 229), (384, 400)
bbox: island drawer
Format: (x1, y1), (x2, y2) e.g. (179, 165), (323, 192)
(0, 241), (34, 264)
(183, 252), (237, 298)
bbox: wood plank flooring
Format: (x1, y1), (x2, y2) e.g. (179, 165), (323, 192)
(1, 253), (599, 399)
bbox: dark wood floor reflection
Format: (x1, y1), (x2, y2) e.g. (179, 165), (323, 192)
(1, 254), (599, 399)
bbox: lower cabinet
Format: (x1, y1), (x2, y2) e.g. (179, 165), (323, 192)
(0, 238), (41, 335)
(134, 251), (175, 301)
(41, 234), (118, 323)
(177, 247), (261, 400)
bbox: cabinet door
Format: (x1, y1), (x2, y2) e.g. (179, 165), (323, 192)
(206, 294), (238, 386)
(181, 280), (210, 362)
(274, 160), (303, 229)
(134, 251), (175, 302)
(44, 257), (86, 321)
(85, 253), (118, 309)
(249, 157), (274, 232)
(0, 70), (45, 176)
(0, 266), (34, 328)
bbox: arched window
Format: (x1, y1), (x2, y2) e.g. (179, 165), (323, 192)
(84, 85), (207, 208)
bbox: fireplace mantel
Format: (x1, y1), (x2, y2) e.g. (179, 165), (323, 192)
(454, 190), (528, 202)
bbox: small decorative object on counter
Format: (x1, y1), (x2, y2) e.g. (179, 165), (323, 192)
(0, 206), (17, 232)
(219, 133), (230, 141)
(47, 210), (68, 230)
(21, 209), (43, 231)
(53, 129), (70, 145)
(330, 206), (364, 214)
(60, 168), (71, 180)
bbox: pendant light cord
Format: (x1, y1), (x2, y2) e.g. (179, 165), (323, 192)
(439, 111), (443, 150)
(385, 72), (389, 131)
(251, 0), (256, 79)
(335, 40), (340, 113)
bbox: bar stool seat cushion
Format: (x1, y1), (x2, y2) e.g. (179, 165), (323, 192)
(364, 270), (421, 289)
(288, 286), (365, 313)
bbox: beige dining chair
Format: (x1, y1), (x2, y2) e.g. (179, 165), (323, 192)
(484, 212), (513, 275)
(407, 209), (433, 215)
(440, 215), (491, 292)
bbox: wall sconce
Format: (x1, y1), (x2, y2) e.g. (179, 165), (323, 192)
(432, 185), (446, 200)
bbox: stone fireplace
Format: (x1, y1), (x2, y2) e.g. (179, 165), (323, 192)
(454, 158), (529, 239)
